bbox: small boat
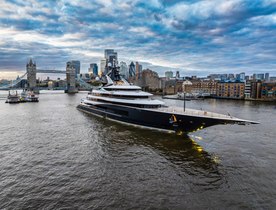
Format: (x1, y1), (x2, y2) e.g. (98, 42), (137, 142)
(26, 91), (39, 102)
(5, 91), (20, 103)
(20, 89), (28, 102)
(177, 92), (201, 100)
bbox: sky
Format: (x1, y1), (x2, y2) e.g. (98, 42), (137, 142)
(0, 0), (276, 79)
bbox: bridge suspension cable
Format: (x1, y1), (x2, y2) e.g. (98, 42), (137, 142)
(76, 75), (93, 90)
(0, 72), (28, 89)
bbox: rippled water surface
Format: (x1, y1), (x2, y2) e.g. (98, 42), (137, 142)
(0, 91), (275, 209)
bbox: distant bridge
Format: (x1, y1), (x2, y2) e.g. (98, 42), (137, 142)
(0, 72), (27, 90)
(0, 61), (93, 91)
(0, 72), (92, 91)
(0, 69), (66, 90)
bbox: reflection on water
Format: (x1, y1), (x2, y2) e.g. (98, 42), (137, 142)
(86, 116), (224, 190)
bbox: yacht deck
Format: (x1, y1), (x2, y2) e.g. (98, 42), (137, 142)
(148, 106), (259, 124)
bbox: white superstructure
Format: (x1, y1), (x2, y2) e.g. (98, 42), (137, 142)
(86, 76), (164, 108)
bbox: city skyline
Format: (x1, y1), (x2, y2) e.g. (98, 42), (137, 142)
(0, 0), (276, 79)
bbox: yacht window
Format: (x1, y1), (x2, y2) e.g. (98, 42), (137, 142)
(89, 98), (161, 108)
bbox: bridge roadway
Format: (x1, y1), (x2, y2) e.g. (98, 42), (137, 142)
(36, 69), (66, 74)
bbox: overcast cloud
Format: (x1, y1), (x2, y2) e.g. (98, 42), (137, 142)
(0, 0), (276, 78)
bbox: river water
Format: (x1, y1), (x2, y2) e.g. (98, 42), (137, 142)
(0, 91), (275, 209)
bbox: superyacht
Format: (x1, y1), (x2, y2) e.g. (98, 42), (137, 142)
(77, 66), (258, 133)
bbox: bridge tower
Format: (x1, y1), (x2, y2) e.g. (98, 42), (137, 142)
(26, 58), (38, 93)
(65, 61), (78, 93)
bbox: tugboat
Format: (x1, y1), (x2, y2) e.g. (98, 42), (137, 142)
(77, 65), (259, 134)
(6, 91), (20, 103)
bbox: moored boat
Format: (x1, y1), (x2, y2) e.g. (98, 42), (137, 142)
(26, 91), (39, 102)
(20, 89), (28, 102)
(5, 91), (20, 103)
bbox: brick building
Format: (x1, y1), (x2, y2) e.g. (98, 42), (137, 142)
(216, 82), (245, 99)
(250, 81), (262, 99)
(185, 79), (217, 95)
(261, 82), (276, 100)
(134, 69), (161, 91)
(163, 80), (183, 95)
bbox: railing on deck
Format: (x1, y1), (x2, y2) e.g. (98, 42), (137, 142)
(157, 107), (233, 119)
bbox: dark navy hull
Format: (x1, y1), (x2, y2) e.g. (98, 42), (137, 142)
(77, 103), (246, 133)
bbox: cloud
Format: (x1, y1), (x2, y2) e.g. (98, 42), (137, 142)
(0, 0), (275, 78)
(128, 26), (156, 37)
(249, 13), (276, 26)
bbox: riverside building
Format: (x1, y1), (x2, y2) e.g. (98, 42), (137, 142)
(216, 82), (245, 99)
(261, 82), (276, 100)
(134, 69), (161, 92)
(185, 79), (217, 95)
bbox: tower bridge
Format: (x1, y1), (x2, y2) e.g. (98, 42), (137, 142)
(0, 59), (92, 92)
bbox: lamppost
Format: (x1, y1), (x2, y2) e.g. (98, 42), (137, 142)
(182, 80), (192, 112)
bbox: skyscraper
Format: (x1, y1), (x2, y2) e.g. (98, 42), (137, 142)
(120, 61), (128, 79)
(129, 62), (135, 77)
(88, 63), (98, 76)
(228, 74), (235, 80)
(135, 62), (142, 80)
(102, 49), (118, 75)
(100, 59), (106, 76)
(265, 73), (270, 81)
(239, 72), (245, 81)
(176, 71), (180, 79)
(256, 74), (264, 80)
(253, 74), (256, 80)
(104, 49), (116, 59)
(139, 64), (142, 75)
(104, 49), (118, 67)
(165, 71), (173, 78)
